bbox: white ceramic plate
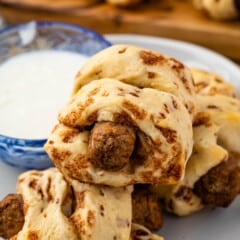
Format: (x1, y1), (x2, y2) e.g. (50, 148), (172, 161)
(1, 34), (240, 240)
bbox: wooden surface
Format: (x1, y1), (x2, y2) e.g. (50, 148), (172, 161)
(0, 0), (100, 10)
(0, 0), (239, 61)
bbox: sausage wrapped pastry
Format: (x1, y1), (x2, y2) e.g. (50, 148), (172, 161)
(0, 168), (165, 239)
(72, 44), (196, 119)
(45, 78), (193, 187)
(153, 111), (240, 215)
(196, 94), (240, 153)
(192, 68), (240, 153)
(4, 168), (133, 240)
(153, 69), (240, 216)
(192, 72), (240, 207)
(153, 121), (229, 216)
(10, 168), (79, 240)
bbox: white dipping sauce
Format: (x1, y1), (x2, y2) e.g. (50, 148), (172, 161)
(0, 50), (88, 139)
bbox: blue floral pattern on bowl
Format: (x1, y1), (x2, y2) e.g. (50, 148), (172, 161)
(0, 21), (111, 169)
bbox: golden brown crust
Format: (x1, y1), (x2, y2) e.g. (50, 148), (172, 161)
(72, 45), (196, 119)
(45, 79), (193, 187)
(11, 168), (133, 240)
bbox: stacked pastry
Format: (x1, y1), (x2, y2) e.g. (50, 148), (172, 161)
(44, 44), (196, 239)
(153, 68), (240, 216)
(0, 45), (196, 239)
(2, 45), (239, 239)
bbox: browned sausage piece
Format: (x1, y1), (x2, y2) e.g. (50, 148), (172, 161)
(0, 194), (24, 239)
(88, 122), (136, 171)
(132, 185), (163, 231)
(193, 153), (240, 207)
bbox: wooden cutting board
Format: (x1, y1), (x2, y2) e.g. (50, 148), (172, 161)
(0, 0), (239, 61)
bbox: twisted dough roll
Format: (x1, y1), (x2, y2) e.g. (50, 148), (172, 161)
(153, 69), (240, 216)
(69, 180), (132, 240)
(10, 168), (164, 240)
(190, 68), (237, 98)
(11, 168), (79, 240)
(153, 99), (240, 215)
(72, 44), (196, 119)
(196, 95), (240, 153)
(45, 78), (193, 187)
(153, 122), (228, 216)
(192, 68), (240, 153)
(11, 168), (133, 240)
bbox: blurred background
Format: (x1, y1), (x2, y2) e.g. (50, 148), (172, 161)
(0, 0), (239, 63)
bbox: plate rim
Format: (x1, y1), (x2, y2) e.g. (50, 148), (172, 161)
(105, 33), (240, 77)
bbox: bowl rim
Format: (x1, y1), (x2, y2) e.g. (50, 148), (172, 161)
(0, 134), (47, 146)
(0, 20), (112, 48)
(0, 21), (111, 144)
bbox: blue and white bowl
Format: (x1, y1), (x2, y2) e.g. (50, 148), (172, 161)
(0, 21), (111, 169)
